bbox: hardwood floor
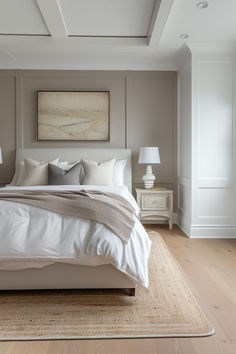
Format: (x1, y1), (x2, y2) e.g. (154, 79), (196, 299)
(0, 225), (236, 354)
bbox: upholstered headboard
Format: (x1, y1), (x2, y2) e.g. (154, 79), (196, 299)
(16, 148), (132, 191)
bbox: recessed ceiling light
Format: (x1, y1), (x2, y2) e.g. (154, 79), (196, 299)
(180, 33), (189, 39)
(197, 1), (208, 9)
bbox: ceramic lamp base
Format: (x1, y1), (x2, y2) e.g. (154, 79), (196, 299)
(143, 164), (156, 189)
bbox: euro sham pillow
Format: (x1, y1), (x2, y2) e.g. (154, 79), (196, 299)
(113, 159), (126, 186)
(82, 158), (116, 186)
(48, 162), (82, 185)
(21, 158), (59, 186)
(79, 159), (126, 186)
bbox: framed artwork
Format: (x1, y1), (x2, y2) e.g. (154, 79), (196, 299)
(37, 91), (110, 141)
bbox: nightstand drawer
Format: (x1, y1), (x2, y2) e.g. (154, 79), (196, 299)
(141, 193), (168, 210)
(140, 211), (169, 219)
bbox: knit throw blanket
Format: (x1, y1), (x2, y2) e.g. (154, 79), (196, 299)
(0, 189), (136, 243)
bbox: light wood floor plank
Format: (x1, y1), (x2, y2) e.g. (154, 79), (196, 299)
(0, 225), (235, 354)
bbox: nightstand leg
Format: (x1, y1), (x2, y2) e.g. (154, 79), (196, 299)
(169, 217), (173, 230)
(169, 193), (173, 230)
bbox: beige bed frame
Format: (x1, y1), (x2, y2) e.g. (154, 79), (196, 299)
(0, 148), (136, 295)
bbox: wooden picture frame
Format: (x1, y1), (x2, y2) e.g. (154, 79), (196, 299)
(37, 91), (110, 141)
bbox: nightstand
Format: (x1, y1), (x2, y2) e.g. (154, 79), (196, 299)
(135, 188), (173, 230)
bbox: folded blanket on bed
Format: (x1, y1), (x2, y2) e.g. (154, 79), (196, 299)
(0, 189), (136, 243)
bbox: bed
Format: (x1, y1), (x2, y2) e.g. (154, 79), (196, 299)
(0, 148), (151, 295)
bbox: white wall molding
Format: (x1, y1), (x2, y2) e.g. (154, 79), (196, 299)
(198, 178), (232, 188)
(177, 48), (191, 237)
(0, 69), (178, 209)
(193, 56), (235, 228)
(0, 58), (176, 71)
(177, 48), (236, 238)
(178, 176), (190, 186)
(15, 71), (24, 149)
(174, 44), (192, 71)
(188, 42), (236, 55)
(190, 225), (236, 238)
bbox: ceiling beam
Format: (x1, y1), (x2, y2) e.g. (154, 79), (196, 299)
(36, 0), (68, 38)
(3, 48), (16, 60)
(148, 0), (174, 47)
(0, 35), (147, 50)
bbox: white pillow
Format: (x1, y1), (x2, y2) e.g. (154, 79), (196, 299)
(21, 158), (59, 186)
(82, 159), (116, 186)
(113, 159), (126, 186)
(59, 160), (117, 183)
(79, 159), (126, 186)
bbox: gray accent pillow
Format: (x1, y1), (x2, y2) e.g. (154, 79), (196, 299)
(48, 162), (82, 185)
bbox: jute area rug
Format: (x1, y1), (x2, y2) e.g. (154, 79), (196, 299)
(0, 232), (214, 340)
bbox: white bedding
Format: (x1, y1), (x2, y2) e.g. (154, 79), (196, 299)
(0, 185), (151, 289)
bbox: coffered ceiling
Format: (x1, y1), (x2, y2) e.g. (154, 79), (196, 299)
(58, 0), (156, 37)
(0, 0), (235, 70)
(0, 0), (49, 35)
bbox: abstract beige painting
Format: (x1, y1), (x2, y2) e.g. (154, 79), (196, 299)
(37, 91), (110, 141)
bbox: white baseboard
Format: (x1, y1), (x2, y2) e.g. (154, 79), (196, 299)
(176, 216), (236, 238)
(190, 225), (236, 238)
(167, 222), (236, 239)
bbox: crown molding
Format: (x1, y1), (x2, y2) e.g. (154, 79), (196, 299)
(188, 41), (236, 54)
(173, 43), (191, 71)
(0, 57), (177, 71)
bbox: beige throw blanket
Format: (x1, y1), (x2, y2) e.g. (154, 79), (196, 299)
(0, 190), (136, 243)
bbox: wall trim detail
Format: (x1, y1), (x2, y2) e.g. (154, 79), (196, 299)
(176, 223), (236, 239)
(190, 225), (236, 238)
(198, 178), (232, 188)
(0, 69), (177, 210)
(15, 71), (24, 149)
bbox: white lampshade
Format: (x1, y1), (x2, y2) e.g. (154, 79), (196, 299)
(0, 147), (2, 164)
(138, 147), (160, 164)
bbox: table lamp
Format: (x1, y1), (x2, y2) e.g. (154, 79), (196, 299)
(138, 147), (160, 189)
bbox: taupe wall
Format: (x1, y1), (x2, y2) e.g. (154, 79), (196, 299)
(0, 70), (177, 208)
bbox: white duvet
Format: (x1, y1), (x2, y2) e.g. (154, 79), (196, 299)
(0, 185), (151, 288)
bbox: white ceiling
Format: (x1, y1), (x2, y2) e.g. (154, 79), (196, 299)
(59, 0), (156, 37)
(0, 0), (49, 35)
(0, 0), (235, 70)
(158, 0), (236, 59)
